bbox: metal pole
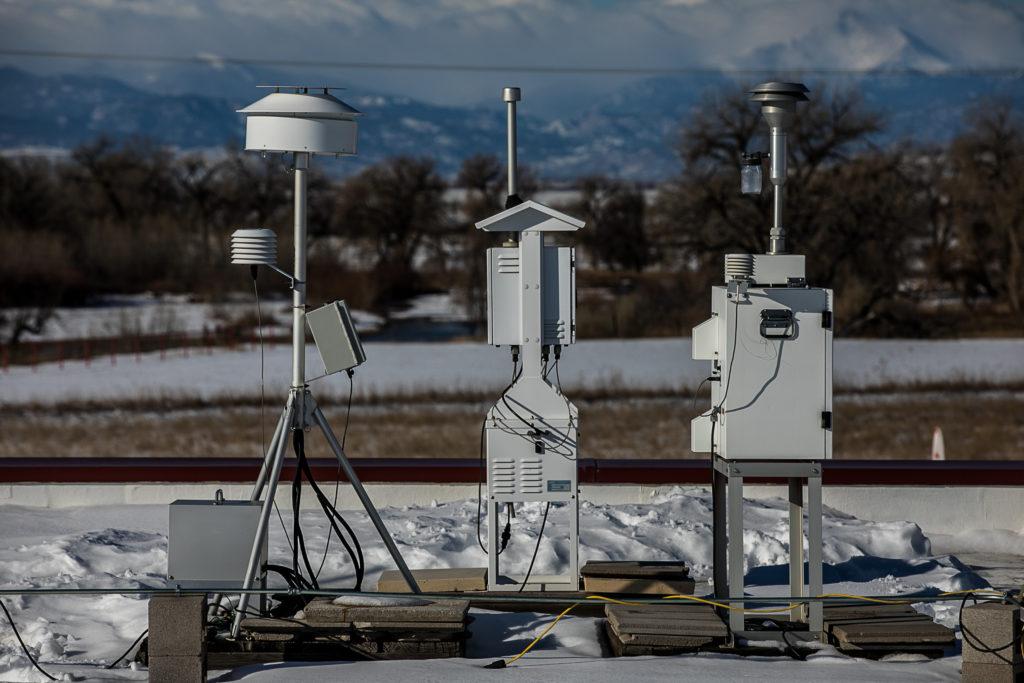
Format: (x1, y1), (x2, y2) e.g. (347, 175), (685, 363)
(788, 478), (804, 622)
(808, 472), (824, 634)
(503, 87), (521, 199)
(768, 127), (786, 254)
(712, 466), (728, 601)
(727, 472), (745, 634)
(292, 152), (309, 392)
(488, 499), (499, 590)
(312, 405), (422, 594)
(251, 409), (287, 501)
(231, 397), (295, 637)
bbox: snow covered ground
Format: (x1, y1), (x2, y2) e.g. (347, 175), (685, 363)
(1, 294), (385, 342)
(0, 489), (988, 681)
(2, 338), (1023, 407)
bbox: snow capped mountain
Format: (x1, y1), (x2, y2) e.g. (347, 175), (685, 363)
(2, 65), (1022, 181)
(0, 1), (1021, 179)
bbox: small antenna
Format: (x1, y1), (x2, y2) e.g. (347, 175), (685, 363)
(503, 86), (522, 209)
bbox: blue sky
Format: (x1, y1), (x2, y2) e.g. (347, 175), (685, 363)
(0, 0), (1020, 114)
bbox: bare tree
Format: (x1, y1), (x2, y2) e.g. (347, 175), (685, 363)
(333, 156), (448, 305)
(572, 176), (649, 272)
(947, 101), (1024, 318)
(650, 83), (926, 334)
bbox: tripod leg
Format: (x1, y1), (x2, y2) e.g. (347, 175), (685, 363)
(231, 400), (295, 638)
(209, 407), (288, 620)
(312, 406), (422, 594)
(251, 408), (287, 501)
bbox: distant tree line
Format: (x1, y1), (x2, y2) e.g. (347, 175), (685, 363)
(0, 83), (1021, 342)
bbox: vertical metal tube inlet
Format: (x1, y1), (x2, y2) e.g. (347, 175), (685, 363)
(503, 86), (521, 207)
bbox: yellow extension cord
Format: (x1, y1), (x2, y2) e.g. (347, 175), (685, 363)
(491, 589), (1012, 668)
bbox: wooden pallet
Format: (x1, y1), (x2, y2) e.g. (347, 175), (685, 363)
(604, 603), (729, 656)
(582, 561), (696, 595)
(823, 604), (955, 658)
(208, 598), (470, 667)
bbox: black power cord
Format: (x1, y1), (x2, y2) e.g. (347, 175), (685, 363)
(290, 428), (365, 592)
(105, 628), (148, 669)
(251, 269), (294, 555)
(958, 592), (1024, 656)
(476, 353), (522, 557)
(316, 369), (355, 580)
(0, 599), (56, 680)
(518, 503), (551, 593)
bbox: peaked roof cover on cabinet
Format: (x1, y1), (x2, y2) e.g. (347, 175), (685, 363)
(475, 200), (585, 233)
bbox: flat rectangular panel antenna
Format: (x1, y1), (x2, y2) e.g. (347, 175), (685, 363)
(307, 300), (367, 375)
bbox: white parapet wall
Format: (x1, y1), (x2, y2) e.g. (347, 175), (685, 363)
(2, 482), (1022, 538)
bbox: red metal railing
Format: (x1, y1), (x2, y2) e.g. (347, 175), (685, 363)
(2, 458), (1023, 486)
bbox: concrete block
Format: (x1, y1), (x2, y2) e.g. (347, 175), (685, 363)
(148, 595), (207, 657)
(962, 661), (1023, 683)
(376, 567), (486, 593)
(149, 654), (206, 683)
(962, 603), (1022, 666)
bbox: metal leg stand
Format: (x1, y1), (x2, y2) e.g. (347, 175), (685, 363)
(487, 500), (499, 589)
(713, 458), (825, 642)
(208, 409), (288, 620)
(251, 409), (288, 502)
(230, 396), (295, 637)
(712, 467), (728, 602)
(807, 469), (823, 633)
(312, 404), (421, 594)
(788, 478), (804, 622)
(570, 493), (580, 589)
(726, 467), (746, 634)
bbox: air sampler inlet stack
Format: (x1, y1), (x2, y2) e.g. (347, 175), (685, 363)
(692, 81), (831, 461)
(477, 87), (584, 591)
(692, 82), (833, 640)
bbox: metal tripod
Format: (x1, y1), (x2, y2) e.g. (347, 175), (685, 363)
(229, 152), (420, 638)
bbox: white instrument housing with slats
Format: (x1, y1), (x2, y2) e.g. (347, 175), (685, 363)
(487, 245), (575, 347)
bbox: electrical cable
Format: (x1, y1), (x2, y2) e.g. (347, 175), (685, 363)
(316, 370), (355, 580)
(957, 592), (1023, 655)
(0, 598), (57, 680)
(484, 589), (1021, 668)
(292, 430), (365, 590)
(104, 628), (148, 669)
(691, 376), (712, 414)
(289, 431), (319, 591)
(517, 502), (551, 593)
(476, 355), (522, 557)
(252, 271), (293, 555)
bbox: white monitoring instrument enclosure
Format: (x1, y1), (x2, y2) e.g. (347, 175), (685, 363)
(691, 254), (833, 460)
(477, 199), (584, 591)
(237, 88), (361, 155)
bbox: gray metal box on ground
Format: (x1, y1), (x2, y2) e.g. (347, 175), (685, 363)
(168, 500), (267, 589)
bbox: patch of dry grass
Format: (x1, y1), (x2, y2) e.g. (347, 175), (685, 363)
(1, 394), (1020, 460)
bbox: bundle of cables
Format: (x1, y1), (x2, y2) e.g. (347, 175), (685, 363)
(284, 427), (365, 612)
